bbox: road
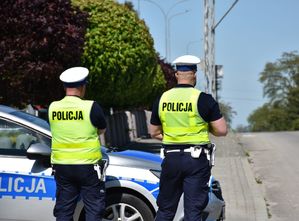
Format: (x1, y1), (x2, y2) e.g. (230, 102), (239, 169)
(238, 131), (299, 221)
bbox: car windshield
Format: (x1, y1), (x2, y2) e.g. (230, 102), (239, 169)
(10, 111), (50, 130)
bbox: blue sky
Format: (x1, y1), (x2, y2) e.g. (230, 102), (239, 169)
(117, 0), (299, 128)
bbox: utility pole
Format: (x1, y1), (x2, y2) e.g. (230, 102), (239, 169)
(203, 0), (215, 96)
(203, 0), (239, 99)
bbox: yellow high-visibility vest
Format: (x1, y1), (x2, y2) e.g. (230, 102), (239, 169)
(159, 87), (210, 145)
(49, 96), (101, 164)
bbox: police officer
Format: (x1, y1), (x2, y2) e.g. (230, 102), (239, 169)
(149, 55), (227, 221)
(48, 67), (106, 221)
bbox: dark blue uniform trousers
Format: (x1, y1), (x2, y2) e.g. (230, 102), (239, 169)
(155, 151), (211, 221)
(53, 164), (105, 221)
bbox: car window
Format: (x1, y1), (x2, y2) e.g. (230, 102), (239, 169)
(0, 118), (51, 156)
(10, 110), (50, 130)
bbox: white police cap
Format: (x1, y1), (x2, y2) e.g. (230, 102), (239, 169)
(59, 67), (89, 87)
(172, 55), (201, 71)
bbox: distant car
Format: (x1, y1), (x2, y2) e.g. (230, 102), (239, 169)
(0, 105), (225, 221)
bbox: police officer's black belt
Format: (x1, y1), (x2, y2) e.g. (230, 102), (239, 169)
(163, 144), (211, 150)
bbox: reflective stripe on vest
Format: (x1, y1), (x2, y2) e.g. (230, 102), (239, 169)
(49, 96), (101, 164)
(158, 87), (210, 145)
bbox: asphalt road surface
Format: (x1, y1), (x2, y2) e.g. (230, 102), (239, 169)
(238, 131), (299, 221)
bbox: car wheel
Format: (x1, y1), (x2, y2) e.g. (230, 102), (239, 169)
(104, 193), (154, 221)
(79, 193), (154, 221)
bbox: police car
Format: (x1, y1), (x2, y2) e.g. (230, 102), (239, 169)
(0, 105), (225, 221)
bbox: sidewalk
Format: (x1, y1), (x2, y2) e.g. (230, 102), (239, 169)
(212, 132), (268, 221)
(126, 132), (268, 221)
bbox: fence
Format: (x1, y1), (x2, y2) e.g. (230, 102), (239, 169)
(26, 105), (152, 148)
(102, 110), (152, 147)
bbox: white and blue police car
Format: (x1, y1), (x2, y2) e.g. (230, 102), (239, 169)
(0, 105), (225, 221)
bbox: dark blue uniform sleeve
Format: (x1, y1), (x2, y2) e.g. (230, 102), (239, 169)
(198, 93), (222, 122)
(90, 102), (106, 129)
(150, 96), (162, 125)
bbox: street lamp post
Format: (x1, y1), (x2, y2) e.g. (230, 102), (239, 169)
(167, 9), (190, 61)
(135, 0), (189, 61)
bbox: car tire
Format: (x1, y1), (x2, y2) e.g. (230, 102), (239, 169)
(79, 193), (154, 221)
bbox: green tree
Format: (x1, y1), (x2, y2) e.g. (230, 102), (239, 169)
(248, 103), (290, 132)
(248, 51), (299, 131)
(146, 62), (166, 107)
(260, 51), (299, 105)
(287, 86), (299, 130)
(219, 101), (236, 129)
(72, 0), (164, 109)
(0, 0), (88, 107)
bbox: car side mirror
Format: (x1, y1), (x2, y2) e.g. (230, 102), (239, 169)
(26, 142), (51, 160)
